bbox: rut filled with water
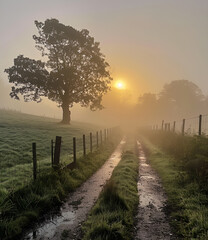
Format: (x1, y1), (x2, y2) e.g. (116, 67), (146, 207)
(24, 139), (126, 240)
(135, 141), (175, 240)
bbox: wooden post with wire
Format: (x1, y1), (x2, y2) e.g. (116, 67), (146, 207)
(51, 139), (54, 166)
(54, 136), (62, 167)
(100, 130), (102, 144)
(199, 114), (202, 136)
(83, 134), (86, 156)
(32, 142), (37, 180)
(182, 119), (186, 135)
(90, 132), (93, 152)
(173, 121), (176, 132)
(104, 129), (107, 141)
(96, 131), (99, 148)
(168, 123), (171, 131)
(73, 137), (76, 163)
(162, 120), (164, 130)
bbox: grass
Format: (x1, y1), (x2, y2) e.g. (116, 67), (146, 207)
(140, 131), (208, 239)
(0, 138), (120, 240)
(0, 109), (103, 192)
(82, 139), (139, 240)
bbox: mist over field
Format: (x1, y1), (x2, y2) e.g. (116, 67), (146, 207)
(1, 1), (208, 239)
(1, 0), (208, 128)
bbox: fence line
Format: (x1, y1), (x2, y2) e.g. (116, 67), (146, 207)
(153, 113), (208, 136)
(0, 127), (119, 192)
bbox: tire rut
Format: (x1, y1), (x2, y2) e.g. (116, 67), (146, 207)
(135, 141), (175, 240)
(23, 139), (126, 240)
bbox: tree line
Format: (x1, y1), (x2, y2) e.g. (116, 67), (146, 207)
(135, 79), (208, 125)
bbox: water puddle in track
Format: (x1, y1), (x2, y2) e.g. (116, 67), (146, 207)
(23, 139), (125, 240)
(135, 141), (175, 240)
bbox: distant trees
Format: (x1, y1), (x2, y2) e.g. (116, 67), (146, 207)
(136, 80), (206, 124)
(159, 80), (204, 116)
(5, 19), (112, 124)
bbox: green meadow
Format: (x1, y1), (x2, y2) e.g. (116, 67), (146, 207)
(0, 110), (102, 192)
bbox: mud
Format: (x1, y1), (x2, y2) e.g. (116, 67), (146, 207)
(23, 139), (126, 240)
(135, 141), (175, 240)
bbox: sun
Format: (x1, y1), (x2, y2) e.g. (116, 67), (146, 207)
(115, 81), (126, 90)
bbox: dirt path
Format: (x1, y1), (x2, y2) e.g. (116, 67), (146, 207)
(23, 139), (125, 240)
(135, 141), (175, 240)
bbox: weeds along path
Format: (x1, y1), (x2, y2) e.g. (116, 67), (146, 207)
(135, 141), (175, 240)
(24, 139), (126, 240)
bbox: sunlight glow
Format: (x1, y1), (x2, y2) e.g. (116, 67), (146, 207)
(115, 81), (126, 90)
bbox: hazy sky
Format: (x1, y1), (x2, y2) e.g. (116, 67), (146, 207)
(0, 0), (208, 121)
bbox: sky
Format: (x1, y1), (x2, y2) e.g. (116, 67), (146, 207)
(0, 0), (208, 122)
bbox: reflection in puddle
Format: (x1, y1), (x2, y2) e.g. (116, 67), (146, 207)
(26, 212), (75, 240)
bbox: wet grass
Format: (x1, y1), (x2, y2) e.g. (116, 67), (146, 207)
(0, 139), (120, 240)
(82, 139), (138, 240)
(140, 133), (208, 239)
(0, 109), (102, 192)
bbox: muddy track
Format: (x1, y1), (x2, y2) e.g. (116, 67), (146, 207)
(135, 141), (175, 240)
(23, 139), (125, 240)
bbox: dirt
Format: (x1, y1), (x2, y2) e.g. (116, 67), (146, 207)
(23, 139), (126, 240)
(135, 141), (176, 240)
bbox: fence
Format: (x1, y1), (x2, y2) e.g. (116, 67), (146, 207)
(152, 114), (208, 136)
(0, 127), (119, 192)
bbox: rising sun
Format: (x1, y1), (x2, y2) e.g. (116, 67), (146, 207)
(115, 81), (126, 90)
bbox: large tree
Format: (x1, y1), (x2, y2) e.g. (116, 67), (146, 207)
(5, 19), (112, 124)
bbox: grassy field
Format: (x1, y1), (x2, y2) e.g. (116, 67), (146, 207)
(140, 131), (208, 239)
(0, 110), (103, 192)
(0, 140), (120, 239)
(82, 138), (139, 240)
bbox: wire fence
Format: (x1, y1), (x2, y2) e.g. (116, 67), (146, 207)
(152, 114), (208, 136)
(0, 127), (119, 193)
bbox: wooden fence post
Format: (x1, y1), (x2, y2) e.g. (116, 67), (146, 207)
(173, 121), (176, 132)
(90, 132), (93, 152)
(182, 119), (185, 135)
(83, 134), (86, 156)
(51, 139), (54, 166)
(32, 142), (37, 180)
(54, 136), (62, 167)
(96, 131), (99, 147)
(100, 130), (102, 144)
(199, 114), (202, 136)
(162, 120), (164, 130)
(73, 137), (76, 163)
(104, 129), (107, 141)
(168, 123), (171, 131)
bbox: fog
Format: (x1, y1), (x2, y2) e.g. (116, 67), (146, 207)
(1, 77), (208, 130)
(0, 0), (208, 128)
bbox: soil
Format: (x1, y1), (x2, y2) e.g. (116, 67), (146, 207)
(23, 139), (126, 240)
(135, 141), (176, 240)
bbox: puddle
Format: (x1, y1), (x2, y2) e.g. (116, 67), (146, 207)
(135, 141), (175, 240)
(23, 139), (125, 240)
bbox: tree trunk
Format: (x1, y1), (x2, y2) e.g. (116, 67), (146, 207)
(61, 104), (71, 124)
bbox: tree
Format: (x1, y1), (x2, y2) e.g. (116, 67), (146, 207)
(159, 80), (204, 116)
(5, 19), (112, 124)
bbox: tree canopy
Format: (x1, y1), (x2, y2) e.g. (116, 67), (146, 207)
(136, 80), (206, 124)
(5, 19), (112, 124)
